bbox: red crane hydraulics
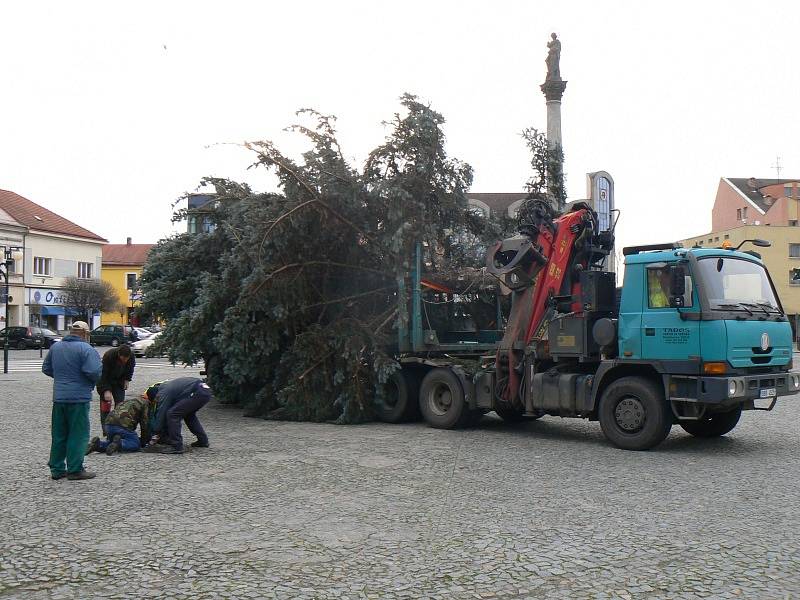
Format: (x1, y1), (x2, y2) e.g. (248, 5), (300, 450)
(487, 202), (601, 407)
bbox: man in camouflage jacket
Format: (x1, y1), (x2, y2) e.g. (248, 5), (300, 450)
(86, 394), (155, 456)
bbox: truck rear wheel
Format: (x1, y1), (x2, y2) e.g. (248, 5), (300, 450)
(598, 377), (672, 450)
(376, 369), (421, 423)
(419, 368), (469, 429)
(679, 406), (742, 438)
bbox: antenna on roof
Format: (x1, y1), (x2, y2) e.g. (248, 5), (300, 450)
(772, 155), (782, 179)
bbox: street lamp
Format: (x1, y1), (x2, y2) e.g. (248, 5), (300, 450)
(1, 245), (24, 374)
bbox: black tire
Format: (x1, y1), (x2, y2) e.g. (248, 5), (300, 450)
(598, 377), (672, 450)
(376, 369), (422, 423)
(419, 368), (469, 429)
(680, 406), (742, 438)
(16, 340), (27, 350)
(110, 338), (120, 347)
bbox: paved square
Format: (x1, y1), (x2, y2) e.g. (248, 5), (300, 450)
(1, 349), (799, 599)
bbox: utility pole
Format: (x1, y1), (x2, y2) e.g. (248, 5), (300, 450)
(772, 156), (783, 179)
(1, 245), (23, 374)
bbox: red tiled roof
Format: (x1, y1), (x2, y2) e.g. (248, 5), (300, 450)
(102, 243), (153, 266)
(0, 189), (106, 241)
(725, 178), (800, 214)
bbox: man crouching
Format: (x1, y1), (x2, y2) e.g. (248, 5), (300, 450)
(86, 392), (156, 456)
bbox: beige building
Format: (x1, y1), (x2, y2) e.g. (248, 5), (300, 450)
(0, 189), (107, 331)
(680, 224), (800, 333)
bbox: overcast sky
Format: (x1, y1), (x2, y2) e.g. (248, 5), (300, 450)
(1, 1), (798, 257)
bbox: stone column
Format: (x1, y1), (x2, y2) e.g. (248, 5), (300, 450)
(540, 79), (568, 150)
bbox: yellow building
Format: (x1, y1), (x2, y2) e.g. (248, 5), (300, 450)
(680, 225), (800, 332)
(100, 238), (153, 326)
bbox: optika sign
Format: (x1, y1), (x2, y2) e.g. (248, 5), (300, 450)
(29, 288), (68, 306)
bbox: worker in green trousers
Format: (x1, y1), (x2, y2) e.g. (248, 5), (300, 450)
(43, 321), (102, 481)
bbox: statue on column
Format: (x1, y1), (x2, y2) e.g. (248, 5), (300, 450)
(545, 33), (561, 81)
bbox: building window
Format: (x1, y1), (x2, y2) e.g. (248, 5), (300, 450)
(790, 244), (800, 258)
(201, 215), (216, 233)
(714, 237), (719, 242)
(785, 184), (794, 198)
(126, 273), (138, 290)
(736, 208), (742, 220)
(7, 258), (15, 274)
(33, 256), (52, 276)
(188, 215), (198, 234)
(708, 238), (712, 243)
(791, 269), (800, 285)
(724, 234), (729, 239)
(77, 262), (93, 279)
(743, 207), (748, 218)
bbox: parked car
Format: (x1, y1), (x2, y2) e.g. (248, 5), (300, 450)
(0, 326), (62, 349)
(131, 331), (161, 357)
(89, 325), (138, 347)
(133, 327), (153, 340)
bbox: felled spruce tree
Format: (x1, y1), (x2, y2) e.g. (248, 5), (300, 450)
(141, 94), (503, 422)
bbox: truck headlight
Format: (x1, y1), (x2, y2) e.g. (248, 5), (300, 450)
(727, 378), (745, 398)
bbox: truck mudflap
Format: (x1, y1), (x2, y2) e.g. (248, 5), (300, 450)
(668, 372), (800, 410)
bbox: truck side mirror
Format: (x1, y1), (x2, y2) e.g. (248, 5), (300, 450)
(669, 265), (686, 307)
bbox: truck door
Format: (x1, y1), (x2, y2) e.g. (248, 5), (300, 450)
(640, 264), (701, 364)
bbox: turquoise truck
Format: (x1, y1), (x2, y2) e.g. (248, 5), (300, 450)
(380, 201), (799, 450)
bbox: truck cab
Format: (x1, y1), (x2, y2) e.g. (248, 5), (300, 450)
(590, 245), (799, 448)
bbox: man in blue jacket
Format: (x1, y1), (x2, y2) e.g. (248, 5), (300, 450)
(142, 377), (212, 454)
(43, 321), (102, 481)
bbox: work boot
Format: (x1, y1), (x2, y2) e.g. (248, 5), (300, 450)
(67, 470), (96, 481)
(51, 472), (67, 480)
(190, 440), (209, 448)
(159, 445), (185, 455)
(85, 436), (101, 455)
(105, 434), (122, 456)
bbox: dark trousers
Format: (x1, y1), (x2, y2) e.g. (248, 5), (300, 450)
(49, 402), (90, 476)
(166, 392), (210, 449)
(100, 386), (125, 435)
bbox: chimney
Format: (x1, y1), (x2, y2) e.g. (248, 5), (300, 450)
(126, 237), (132, 245)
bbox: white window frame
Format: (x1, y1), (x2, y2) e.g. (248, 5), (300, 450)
(77, 261), (93, 279)
(790, 244), (800, 259)
(33, 256), (52, 276)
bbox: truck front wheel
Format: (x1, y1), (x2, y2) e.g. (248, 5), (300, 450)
(679, 406), (742, 438)
(419, 368), (469, 429)
(598, 377), (672, 450)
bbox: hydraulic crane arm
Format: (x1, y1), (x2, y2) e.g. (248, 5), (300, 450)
(486, 199), (611, 407)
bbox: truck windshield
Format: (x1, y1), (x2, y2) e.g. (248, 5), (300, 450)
(695, 257), (781, 313)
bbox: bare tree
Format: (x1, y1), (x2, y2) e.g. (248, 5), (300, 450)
(62, 277), (120, 324)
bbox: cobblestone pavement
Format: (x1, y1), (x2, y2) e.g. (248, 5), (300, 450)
(1, 352), (799, 599)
